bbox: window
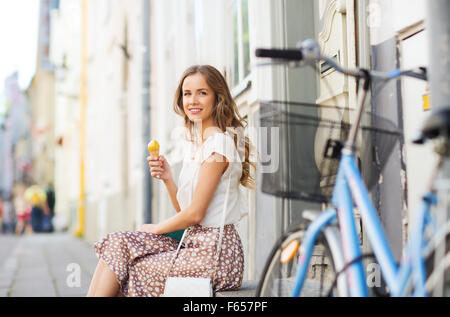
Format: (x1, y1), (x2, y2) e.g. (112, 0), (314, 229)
(233, 0), (250, 88)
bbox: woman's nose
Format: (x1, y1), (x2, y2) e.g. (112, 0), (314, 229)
(191, 94), (199, 105)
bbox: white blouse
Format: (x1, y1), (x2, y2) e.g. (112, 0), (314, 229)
(176, 132), (248, 227)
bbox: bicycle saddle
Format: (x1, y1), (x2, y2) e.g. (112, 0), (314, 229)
(412, 107), (450, 144)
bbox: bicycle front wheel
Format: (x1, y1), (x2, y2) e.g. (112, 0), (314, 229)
(256, 220), (340, 297)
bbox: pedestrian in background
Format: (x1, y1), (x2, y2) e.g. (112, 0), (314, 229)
(1, 194), (15, 234)
(25, 184), (52, 233)
(14, 183), (32, 235)
(88, 65), (256, 297)
(45, 183), (56, 224)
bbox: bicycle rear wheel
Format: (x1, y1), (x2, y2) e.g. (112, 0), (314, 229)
(256, 220), (340, 297)
(424, 230), (450, 296)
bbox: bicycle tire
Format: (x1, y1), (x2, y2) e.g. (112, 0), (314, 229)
(256, 220), (340, 297)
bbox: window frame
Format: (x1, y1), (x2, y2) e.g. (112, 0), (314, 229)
(231, 0), (251, 92)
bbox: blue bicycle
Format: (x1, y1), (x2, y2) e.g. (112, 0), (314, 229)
(255, 39), (448, 297)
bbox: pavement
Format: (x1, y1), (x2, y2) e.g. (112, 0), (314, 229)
(0, 233), (98, 297)
(0, 232), (258, 298)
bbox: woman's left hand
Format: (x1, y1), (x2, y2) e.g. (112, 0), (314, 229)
(139, 224), (160, 234)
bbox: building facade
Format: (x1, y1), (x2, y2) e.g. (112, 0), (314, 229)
(27, 0), (57, 191)
(0, 73), (32, 203)
(49, 0), (145, 237)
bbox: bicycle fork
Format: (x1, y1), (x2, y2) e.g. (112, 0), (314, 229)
(291, 209), (339, 297)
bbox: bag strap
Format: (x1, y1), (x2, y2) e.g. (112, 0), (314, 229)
(166, 172), (232, 281)
(211, 173), (232, 283)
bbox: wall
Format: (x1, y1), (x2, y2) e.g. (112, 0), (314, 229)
(50, 0), (83, 233)
(28, 0), (56, 190)
(368, 0), (430, 257)
(50, 0), (145, 241)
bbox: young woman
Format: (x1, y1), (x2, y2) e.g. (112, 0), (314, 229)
(87, 65), (256, 297)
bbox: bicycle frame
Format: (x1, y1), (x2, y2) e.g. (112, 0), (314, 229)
(291, 151), (437, 297)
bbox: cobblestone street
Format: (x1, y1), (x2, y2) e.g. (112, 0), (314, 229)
(0, 233), (98, 297)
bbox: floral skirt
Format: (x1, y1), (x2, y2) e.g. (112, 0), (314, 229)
(93, 224), (244, 297)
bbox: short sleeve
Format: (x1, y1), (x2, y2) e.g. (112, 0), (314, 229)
(200, 133), (238, 165)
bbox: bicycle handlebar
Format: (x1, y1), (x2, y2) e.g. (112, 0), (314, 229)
(255, 39), (427, 150)
(255, 48), (303, 61)
(255, 39), (427, 82)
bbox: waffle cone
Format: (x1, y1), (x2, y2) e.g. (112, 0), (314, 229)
(150, 150), (159, 157)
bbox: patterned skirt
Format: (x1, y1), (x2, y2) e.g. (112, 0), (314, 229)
(93, 224), (244, 297)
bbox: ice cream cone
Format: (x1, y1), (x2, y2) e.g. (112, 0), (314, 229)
(148, 140), (160, 157)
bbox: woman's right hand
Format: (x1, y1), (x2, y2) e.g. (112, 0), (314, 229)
(147, 155), (173, 182)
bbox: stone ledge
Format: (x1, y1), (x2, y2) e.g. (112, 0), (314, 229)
(215, 280), (258, 297)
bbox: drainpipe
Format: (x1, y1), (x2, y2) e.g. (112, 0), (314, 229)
(426, 0), (450, 112)
(75, 0), (88, 237)
(142, 0), (152, 225)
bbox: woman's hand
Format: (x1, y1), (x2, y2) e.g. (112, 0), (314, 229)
(139, 224), (160, 234)
(147, 155), (173, 182)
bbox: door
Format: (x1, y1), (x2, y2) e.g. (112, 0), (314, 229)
(399, 28), (434, 224)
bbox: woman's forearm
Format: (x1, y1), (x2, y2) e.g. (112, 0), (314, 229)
(154, 208), (198, 234)
(164, 177), (181, 212)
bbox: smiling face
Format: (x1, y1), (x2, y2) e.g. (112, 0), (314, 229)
(182, 72), (216, 126)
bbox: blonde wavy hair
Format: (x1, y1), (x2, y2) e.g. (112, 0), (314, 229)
(173, 65), (256, 190)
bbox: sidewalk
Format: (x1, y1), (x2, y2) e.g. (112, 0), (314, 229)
(0, 233), (98, 297)
(0, 233), (257, 297)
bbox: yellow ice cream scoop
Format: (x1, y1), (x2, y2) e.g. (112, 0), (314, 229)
(148, 140), (160, 157)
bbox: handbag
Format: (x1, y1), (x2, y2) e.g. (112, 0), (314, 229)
(162, 173), (232, 297)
